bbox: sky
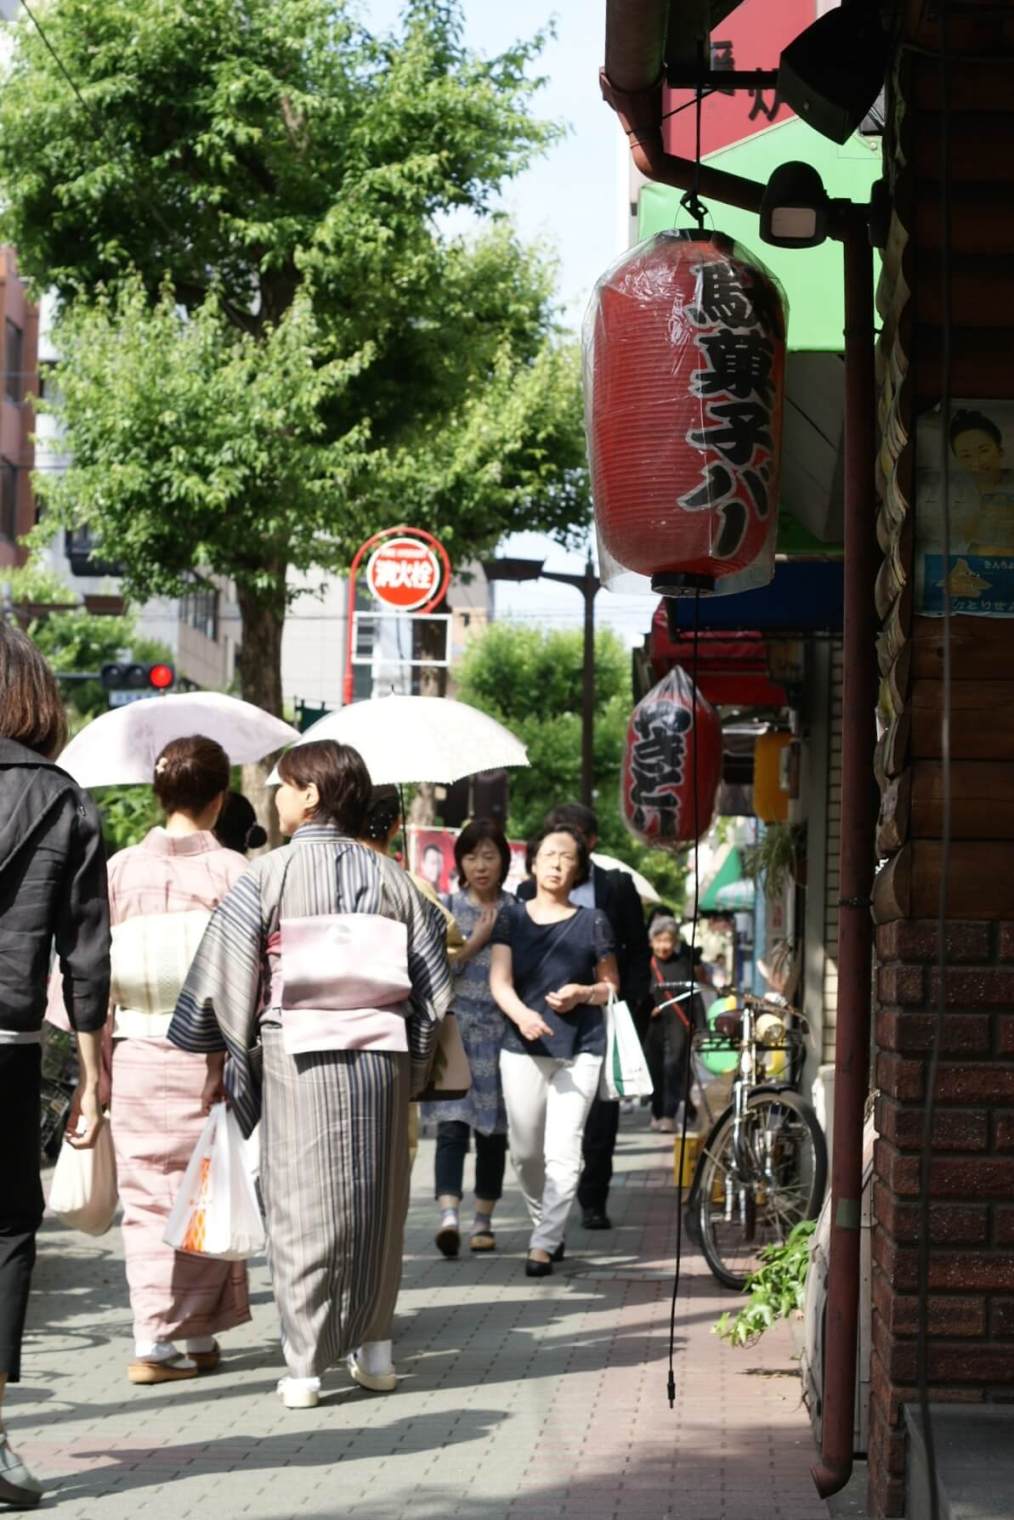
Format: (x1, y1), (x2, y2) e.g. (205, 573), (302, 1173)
(360, 0), (661, 648)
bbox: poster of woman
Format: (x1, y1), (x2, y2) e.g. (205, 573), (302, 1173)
(916, 401), (1014, 617)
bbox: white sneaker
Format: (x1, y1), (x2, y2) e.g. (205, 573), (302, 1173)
(276, 1375), (320, 1409)
(0, 1432), (43, 1508)
(348, 1342), (397, 1393)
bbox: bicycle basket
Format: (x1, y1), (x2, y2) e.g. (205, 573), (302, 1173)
(697, 995), (740, 1076)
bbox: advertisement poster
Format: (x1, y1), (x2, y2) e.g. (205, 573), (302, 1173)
(916, 401), (1014, 617)
(408, 827), (458, 896)
(407, 826), (528, 898)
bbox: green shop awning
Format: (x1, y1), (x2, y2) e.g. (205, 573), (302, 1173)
(715, 878), (756, 912)
(699, 846), (746, 912)
(637, 116), (881, 353)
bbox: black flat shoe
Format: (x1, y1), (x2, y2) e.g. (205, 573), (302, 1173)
(525, 1255), (554, 1278)
(435, 1224), (460, 1258)
(551, 1241), (566, 1263)
(581, 1209), (612, 1230)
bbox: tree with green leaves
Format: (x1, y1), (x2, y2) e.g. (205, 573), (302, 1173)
(0, 0), (588, 719)
(454, 622), (689, 904)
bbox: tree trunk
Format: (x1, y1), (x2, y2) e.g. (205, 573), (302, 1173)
(236, 578), (287, 843)
(408, 603), (448, 826)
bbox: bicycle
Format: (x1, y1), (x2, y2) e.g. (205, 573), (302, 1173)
(684, 991), (828, 1291)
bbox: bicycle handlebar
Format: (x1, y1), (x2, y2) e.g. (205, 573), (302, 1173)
(741, 992), (805, 1020)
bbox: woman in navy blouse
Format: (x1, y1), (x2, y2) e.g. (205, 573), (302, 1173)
(489, 825), (619, 1277)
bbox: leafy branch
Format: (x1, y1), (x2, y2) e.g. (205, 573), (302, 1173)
(713, 1219), (816, 1348)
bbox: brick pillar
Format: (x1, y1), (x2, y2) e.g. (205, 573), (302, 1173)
(867, 11), (1014, 1516)
(869, 921), (1006, 1515)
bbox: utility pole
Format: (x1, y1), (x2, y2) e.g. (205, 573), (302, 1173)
(482, 552), (602, 808)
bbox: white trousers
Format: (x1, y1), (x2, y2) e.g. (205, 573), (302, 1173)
(499, 1049), (603, 1253)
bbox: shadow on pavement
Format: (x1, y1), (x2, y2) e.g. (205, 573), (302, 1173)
(44, 1409), (510, 1505)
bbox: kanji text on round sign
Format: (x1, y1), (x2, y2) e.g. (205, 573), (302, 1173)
(366, 537), (445, 611)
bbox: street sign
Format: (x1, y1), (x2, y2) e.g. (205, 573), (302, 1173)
(344, 525), (453, 703)
(108, 690), (157, 707)
(365, 535), (448, 612)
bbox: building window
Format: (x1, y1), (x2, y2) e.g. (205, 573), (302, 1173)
(0, 458), (17, 541)
(181, 578), (220, 642)
(5, 321), (23, 406)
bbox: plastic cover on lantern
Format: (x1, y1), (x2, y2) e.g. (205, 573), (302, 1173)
(621, 666), (722, 849)
(584, 230), (787, 597)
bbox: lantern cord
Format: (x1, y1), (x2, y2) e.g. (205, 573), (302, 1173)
(660, 87), (716, 127)
(679, 57), (707, 232)
(667, 587), (702, 1410)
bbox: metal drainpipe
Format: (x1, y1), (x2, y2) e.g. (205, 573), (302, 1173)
(601, 0), (765, 215)
(811, 206), (878, 1500)
(601, 7), (879, 1491)
(603, 0), (670, 90)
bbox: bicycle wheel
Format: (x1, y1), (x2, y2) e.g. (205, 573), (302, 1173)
(694, 1087), (828, 1291)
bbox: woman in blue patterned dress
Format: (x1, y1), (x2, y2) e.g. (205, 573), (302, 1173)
(425, 818), (511, 1258)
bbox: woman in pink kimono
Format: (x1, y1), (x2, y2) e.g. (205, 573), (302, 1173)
(108, 736), (251, 1384)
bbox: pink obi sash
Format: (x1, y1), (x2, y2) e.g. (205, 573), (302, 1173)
(272, 913), (412, 1057)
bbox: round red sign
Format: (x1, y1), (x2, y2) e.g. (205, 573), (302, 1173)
(365, 536), (446, 612)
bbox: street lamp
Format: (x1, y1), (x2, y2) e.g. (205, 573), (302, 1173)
(483, 552), (600, 809)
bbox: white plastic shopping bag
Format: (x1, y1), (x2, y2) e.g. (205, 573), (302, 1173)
(600, 992), (654, 1101)
(164, 1103), (264, 1260)
(48, 1119), (118, 1236)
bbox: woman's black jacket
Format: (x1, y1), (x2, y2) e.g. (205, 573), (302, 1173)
(0, 738), (110, 1034)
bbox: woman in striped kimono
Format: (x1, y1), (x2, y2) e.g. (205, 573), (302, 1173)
(169, 741), (451, 1410)
(107, 737), (251, 1384)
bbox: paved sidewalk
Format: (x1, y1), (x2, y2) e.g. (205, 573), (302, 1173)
(11, 1115), (827, 1520)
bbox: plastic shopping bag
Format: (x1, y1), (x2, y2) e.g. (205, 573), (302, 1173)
(164, 1103), (264, 1260)
(600, 993), (654, 1101)
(48, 1119), (118, 1236)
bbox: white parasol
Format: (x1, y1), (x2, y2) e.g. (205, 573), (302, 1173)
(590, 851), (662, 905)
(267, 694), (528, 787)
(58, 692), (299, 789)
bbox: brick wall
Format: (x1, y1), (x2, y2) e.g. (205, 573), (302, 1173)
(870, 921), (1014, 1514)
(868, 8), (1014, 1514)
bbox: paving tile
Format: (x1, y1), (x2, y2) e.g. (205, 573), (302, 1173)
(11, 1116), (828, 1519)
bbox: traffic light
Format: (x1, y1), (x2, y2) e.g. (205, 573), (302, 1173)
(100, 661), (175, 692)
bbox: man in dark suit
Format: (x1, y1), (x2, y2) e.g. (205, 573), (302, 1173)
(517, 803), (652, 1229)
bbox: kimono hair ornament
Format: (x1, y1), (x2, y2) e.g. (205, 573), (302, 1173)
(155, 757), (169, 775)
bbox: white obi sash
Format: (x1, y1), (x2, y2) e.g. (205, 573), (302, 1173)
(111, 910), (211, 1039)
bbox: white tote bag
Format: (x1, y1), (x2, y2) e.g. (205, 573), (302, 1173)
(164, 1103), (264, 1260)
(599, 991), (654, 1101)
(48, 1120), (118, 1236)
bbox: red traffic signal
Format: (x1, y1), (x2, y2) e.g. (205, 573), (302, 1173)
(148, 663), (174, 690)
(100, 661), (176, 692)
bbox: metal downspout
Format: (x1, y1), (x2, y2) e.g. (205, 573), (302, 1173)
(811, 209), (878, 1501)
(601, 0), (765, 214)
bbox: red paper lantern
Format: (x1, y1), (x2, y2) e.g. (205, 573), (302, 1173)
(585, 229), (787, 596)
(621, 667), (722, 848)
